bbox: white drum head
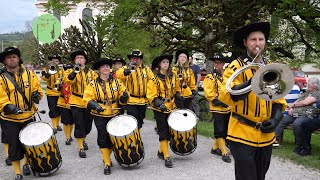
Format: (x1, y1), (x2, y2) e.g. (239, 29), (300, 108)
(168, 109), (197, 132)
(19, 122), (53, 146)
(107, 115), (138, 137)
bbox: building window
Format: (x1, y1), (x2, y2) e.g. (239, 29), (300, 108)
(82, 8), (93, 21)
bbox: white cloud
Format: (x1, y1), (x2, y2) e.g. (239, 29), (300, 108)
(0, 0), (37, 34)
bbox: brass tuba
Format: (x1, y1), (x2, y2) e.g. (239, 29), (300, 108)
(226, 48), (294, 101)
(46, 62), (59, 75)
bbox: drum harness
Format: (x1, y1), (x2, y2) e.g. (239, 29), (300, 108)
(99, 77), (121, 112)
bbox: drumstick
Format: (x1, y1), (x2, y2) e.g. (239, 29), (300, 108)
(22, 110), (46, 114)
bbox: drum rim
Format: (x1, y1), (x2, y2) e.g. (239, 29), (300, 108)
(107, 114), (138, 138)
(19, 121), (54, 148)
(168, 108), (198, 132)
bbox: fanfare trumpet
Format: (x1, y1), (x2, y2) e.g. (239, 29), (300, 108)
(73, 64), (81, 73)
(46, 62), (59, 75)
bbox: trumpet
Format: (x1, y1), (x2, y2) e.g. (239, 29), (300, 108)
(74, 64), (81, 73)
(53, 79), (62, 91)
(129, 62), (137, 72)
(226, 48), (294, 101)
(46, 62), (59, 75)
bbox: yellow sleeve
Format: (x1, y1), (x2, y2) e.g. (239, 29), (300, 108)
(115, 67), (126, 83)
(204, 75), (216, 102)
(188, 69), (196, 91)
(83, 81), (97, 107)
(63, 68), (76, 85)
(0, 78), (12, 111)
(273, 98), (288, 112)
(147, 67), (155, 80)
(146, 77), (158, 105)
(32, 71), (44, 100)
(40, 68), (49, 81)
(175, 75), (181, 94)
(117, 79), (128, 105)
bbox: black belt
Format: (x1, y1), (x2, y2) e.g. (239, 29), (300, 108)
(47, 86), (53, 90)
(60, 95), (64, 98)
(131, 94), (146, 98)
(97, 100), (117, 104)
(72, 92), (83, 98)
(232, 113), (262, 130)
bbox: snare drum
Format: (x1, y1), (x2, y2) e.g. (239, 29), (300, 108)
(19, 122), (62, 176)
(107, 115), (144, 167)
(168, 109), (198, 156)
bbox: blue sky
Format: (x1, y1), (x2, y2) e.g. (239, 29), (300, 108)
(0, 0), (37, 34)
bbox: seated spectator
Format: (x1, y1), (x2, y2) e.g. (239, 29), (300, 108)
(274, 77), (320, 151)
(300, 100), (320, 155)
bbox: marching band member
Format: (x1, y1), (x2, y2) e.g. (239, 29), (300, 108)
(1, 119), (11, 166)
(204, 53), (231, 163)
(218, 22), (287, 180)
(63, 50), (97, 158)
(172, 48), (196, 109)
(83, 58), (128, 175)
(57, 64), (74, 145)
(112, 57), (127, 114)
(147, 54), (182, 168)
(0, 47), (43, 180)
(115, 50), (154, 129)
(41, 54), (63, 134)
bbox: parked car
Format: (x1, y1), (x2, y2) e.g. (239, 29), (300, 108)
(293, 70), (307, 92)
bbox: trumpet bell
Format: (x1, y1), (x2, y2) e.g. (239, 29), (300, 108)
(46, 62), (59, 75)
(251, 63), (294, 101)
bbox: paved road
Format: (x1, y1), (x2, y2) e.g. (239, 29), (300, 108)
(1, 96), (320, 180)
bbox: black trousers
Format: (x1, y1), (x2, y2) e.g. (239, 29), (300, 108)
(93, 116), (113, 149)
(47, 96), (60, 118)
(1, 119), (34, 161)
(183, 97), (192, 110)
(229, 141), (272, 180)
(153, 110), (170, 141)
(71, 107), (93, 138)
(1, 120), (8, 144)
(59, 107), (74, 125)
(212, 112), (230, 139)
(126, 105), (147, 129)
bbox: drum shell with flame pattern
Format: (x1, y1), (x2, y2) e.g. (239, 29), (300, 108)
(107, 115), (144, 167)
(19, 122), (62, 176)
(168, 109), (198, 156)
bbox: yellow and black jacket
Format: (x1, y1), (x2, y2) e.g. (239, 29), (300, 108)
(203, 72), (230, 114)
(83, 76), (126, 117)
(115, 64), (154, 105)
(147, 72), (181, 113)
(41, 67), (64, 96)
(172, 66), (196, 98)
(0, 68), (44, 122)
(218, 55), (287, 147)
(63, 67), (97, 108)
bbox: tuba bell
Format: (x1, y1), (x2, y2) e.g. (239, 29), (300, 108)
(46, 62), (59, 75)
(226, 48), (294, 101)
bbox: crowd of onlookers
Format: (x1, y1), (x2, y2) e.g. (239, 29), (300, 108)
(273, 77), (320, 156)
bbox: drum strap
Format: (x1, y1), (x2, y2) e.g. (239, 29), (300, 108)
(3, 71), (32, 110)
(100, 80), (113, 110)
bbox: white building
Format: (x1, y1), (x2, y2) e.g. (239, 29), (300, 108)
(35, 0), (105, 33)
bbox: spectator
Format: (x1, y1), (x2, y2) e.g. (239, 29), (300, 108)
(283, 84), (300, 116)
(274, 77), (320, 153)
(189, 56), (200, 117)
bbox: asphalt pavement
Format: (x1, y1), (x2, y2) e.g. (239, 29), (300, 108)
(1, 96), (320, 180)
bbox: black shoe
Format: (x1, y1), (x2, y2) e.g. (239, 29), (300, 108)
(57, 125), (62, 131)
(297, 149), (311, 156)
(293, 146), (303, 154)
(15, 174), (23, 180)
(70, 137), (74, 142)
(65, 138), (72, 145)
(23, 164), (31, 176)
(165, 157), (173, 168)
(211, 148), (222, 156)
(83, 142), (88, 150)
(53, 128), (58, 135)
(5, 157), (12, 166)
(157, 151), (164, 160)
(79, 149), (86, 158)
(104, 165), (111, 175)
(222, 154), (232, 163)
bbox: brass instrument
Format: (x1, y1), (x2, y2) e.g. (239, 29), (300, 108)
(46, 62), (59, 75)
(226, 48), (294, 101)
(53, 79), (62, 91)
(129, 62), (137, 72)
(73, 64), (81, 73)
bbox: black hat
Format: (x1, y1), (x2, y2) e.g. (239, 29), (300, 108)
(152, 54), (173, 69)
(48, 54), (61, 61)
(93, 58), (113, 70)
(174, 48), (189, 64)
(127, 50), (143, 59)
(113, 57), (126, 66)
(209, 53), (232, 63)
(0, 47), (21, 63)
(70, 50), (88, 62)
(63, 64), (73, 70)
(233, 22), (270, 49)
